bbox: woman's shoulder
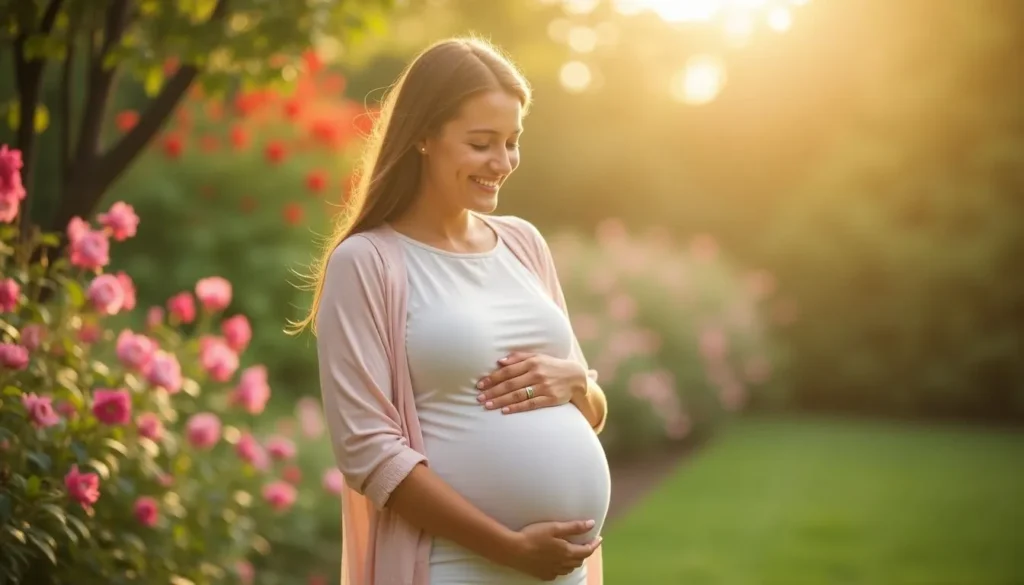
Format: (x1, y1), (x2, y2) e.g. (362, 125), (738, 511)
(325, 233), (389, 279)
(484, 214), (546, 245)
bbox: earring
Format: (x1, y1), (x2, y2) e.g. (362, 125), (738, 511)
(419, 147), (426, 153)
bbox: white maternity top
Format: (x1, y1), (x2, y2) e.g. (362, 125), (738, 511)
(398, 231), (611, 585)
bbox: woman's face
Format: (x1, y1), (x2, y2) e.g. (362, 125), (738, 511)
(420, 89), (523, 215)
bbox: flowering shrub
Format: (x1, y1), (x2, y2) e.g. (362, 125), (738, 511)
(103, 56), (368, 401)
(549, 219), (792, 459)
(0, 145), (343, 585)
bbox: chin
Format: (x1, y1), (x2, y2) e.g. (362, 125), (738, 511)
(467, 194), (500, 214)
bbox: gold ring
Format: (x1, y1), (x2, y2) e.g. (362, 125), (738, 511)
(525, 386), (535, 399)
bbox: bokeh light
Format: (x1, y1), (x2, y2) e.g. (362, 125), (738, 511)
(767, 7), (793, 31)
(560, 60), (594, 92)
(671, 54), (726, 105)
(568, 25), (600, 53)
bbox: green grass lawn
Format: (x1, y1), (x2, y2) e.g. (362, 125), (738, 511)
(603, 415), (1024, 585)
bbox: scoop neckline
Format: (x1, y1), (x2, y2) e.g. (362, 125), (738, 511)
(389, 216), (502, 258)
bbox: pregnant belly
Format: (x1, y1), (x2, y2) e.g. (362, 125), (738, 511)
(423, 403), (611, 545)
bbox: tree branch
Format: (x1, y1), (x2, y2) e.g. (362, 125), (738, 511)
(71, 0), (130, 169)
(60, 13), (80, 179)
(14, 0), (66, 242)
(52, 0), (232, 232)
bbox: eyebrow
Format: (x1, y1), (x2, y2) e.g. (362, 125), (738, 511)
(467, 128), (523, 135)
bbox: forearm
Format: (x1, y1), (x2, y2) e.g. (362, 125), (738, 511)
(384, 463), (521, 566)
(571, 378), (608, 434)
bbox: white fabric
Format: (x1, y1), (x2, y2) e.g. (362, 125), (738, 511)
(398, 232), (611, 585)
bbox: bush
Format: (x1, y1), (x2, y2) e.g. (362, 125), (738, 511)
(0, 148), (343, 585)
(549, 219), (790, 459)
(104, 62), (368, 404)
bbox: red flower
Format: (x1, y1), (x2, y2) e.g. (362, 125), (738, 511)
(306, 170), (327, 194)
(229, 125), (249, 150)
(200, 135), (219, 152)
(283, 465), (302, 485)
(302, 49), (323, 75)
(282, 203), (303, 226)
(283, 99), (302, 120)
(265, 141), (287, 164)
(206, 100), (223, 121)
(322, 74), (347, 95)
(116, 111), (139, 132)
(163, 57), (179, 75)
(162, 135), (184, 159)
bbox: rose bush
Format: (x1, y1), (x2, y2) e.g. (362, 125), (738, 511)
(549, 219), (793, 459)
(0, 144), (343, 585)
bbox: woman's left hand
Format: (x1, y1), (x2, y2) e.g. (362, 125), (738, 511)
(476, 352), (587, 414)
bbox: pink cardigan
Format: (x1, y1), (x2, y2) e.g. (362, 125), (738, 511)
(315, 214), (604, 585)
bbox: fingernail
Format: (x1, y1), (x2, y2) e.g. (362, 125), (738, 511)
(485, 401), (494, 409)
(476, 379), (487, 389)
(501, 407), (510, 414)
(498, 357), (508, 364)
(585, 520), (595, 528)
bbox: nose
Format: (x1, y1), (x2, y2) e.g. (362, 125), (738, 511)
(490, 148), (513, 176)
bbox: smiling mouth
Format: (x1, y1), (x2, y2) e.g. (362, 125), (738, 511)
(471, 176), (501, 189)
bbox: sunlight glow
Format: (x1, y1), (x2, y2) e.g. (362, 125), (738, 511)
(548, 17), (573, 42)
(563, 0), (600, 15)
(767, 7), (793, 31)
(654, 0), (721, 23)
(723, 12), (755, 47)
(671, 55), (726, 105)
(560, 61), (593, 92)
(568, 25), (599, 53)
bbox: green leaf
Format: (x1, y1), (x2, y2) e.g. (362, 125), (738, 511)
(87, 459), (110, 480)
(103, 438), (129, 458)
(34, 103), (49, 133)
(39, 233), (61, 247)
(0, 493), (11, 524)
(25, 475), (41, 497)
(144, 66), (165, 97)
(2, 385), (21, 397)
(70, 440), (90, 465)
(61, 278), (85, 308)
(27, 451), (52, 473)
(26, 529), (57, 565)
(65, 514), (91, 542)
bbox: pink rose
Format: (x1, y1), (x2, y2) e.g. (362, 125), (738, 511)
(91, 389), (132, 426)
(262, 481), (297, 511)
(64, 465), (100, 510)
(266, 436), (296, 461)
(232, 365), (271, 414)
(68, 223), (110, 270)
(136, 412), (163, 440)
(55, 400), (77, 419)
(115, 272), (137, 311)
(699, 326), (728, 361)
(185, 412), (221, 450)
(199, 336), (239, 382)
(322, 468), (344, 495)
(87, 274), (125, 315)
(0, 278), (19, 312)
(235, 561), (255, 585)
(133, 496), (159, 527)
(97, 202), (139, 241)
(143, 350), (182, 393)
(66, 216), (88, 243)
(195, 276), (232, 312)
(0, 145), (26, 223)
(0, 343), (29, 370)
(21, 393), (60, 428)
(116, 329), (157, 371)
(146, 306), (164, 329)
(167, 292), (196, 324)
(221, 314), (252, 352)
(282, 465), (302, 485)
(236, 432), (269, 470)
(77, 321), (102, 344)
(19, 324), (45, 351)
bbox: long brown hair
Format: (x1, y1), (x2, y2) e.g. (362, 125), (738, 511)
(285, 36), (532, 337)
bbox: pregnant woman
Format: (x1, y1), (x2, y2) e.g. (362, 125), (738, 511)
(290, 37), (611, 585)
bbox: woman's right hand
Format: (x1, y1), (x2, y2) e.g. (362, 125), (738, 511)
(503, 519), (603, 581)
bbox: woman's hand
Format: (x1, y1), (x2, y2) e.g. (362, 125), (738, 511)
(500, 519), (602, 581)
(476, 352), (587, 414)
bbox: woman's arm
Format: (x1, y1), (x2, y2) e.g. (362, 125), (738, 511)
(385, 464), (520, 566)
